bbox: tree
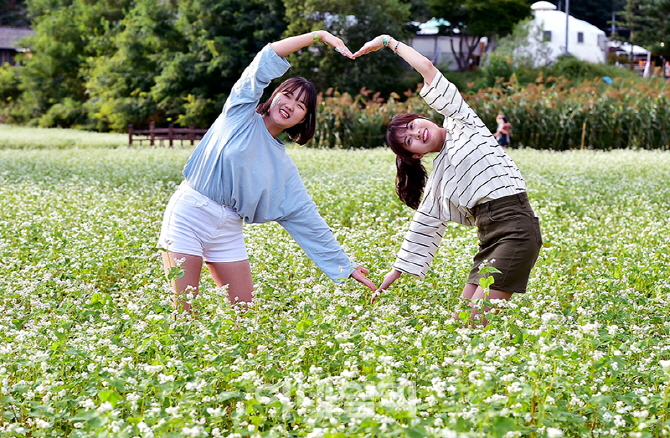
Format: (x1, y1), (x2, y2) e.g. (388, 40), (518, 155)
(428, 0), (531, 72)
(85, 0), (288, 131)
(16, 0), (131, 126)
(634, 0), (670, 56)
(283, 0), (411, 96)
(16, 0), (286, 130)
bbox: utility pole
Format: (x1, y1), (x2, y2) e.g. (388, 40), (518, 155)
(565, 0), (570, 56)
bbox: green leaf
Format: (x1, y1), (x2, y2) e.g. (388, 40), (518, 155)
(98, 390), (123, 407)
(491, 416), (521, 435)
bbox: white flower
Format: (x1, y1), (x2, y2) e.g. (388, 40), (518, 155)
(182, 425), (205, 437)
(35, 418), (50, 428)
(143, 365), (163, 374)
(79, 398), (95, 409)
(158, 373), (175, 384)
(97, 402), (113, 413)
(546, 428), (564, 438)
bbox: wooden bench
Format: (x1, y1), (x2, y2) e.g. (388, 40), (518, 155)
(128, 121), (208, 147)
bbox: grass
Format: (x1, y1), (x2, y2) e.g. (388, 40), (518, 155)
(0, 132), (669, 437)
(0, 125), (129, 149)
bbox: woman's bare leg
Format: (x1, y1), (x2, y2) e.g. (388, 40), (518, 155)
(205, 260), (254, 307)
(458, 284), (513, 327)
(162, 251), (203, 313)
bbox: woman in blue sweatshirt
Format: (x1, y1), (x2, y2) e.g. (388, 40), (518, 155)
(158, 31), (376, 312)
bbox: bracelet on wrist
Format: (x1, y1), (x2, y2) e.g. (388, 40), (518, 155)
(312, 31), (319, 43)
(382, 36), (389, 47)
(394, 40), (401, 54)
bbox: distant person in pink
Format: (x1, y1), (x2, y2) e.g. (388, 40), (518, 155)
(494, 114), (512, 148)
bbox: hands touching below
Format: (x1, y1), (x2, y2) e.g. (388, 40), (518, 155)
(371, 268), (402, 304)
(351, 266), (377, 291)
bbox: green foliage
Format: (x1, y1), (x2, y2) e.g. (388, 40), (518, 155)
(549, 55), (615, 81)
(14, 0), (286, 131)
(635, 0), (670, 56)
(0, 63), (20, 103)
(17, 0), (132, 126)
(1, 144), (670, 436)
(0, 63), (30, 124)
(283, 0), (411, 97)
(610, 0), (669, 56)
(38, 97), (88, 129)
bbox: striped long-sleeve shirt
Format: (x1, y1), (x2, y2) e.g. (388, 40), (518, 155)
(393, 71), (527, 278)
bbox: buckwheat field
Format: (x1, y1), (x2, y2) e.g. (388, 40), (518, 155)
(1, 129), (669, 437)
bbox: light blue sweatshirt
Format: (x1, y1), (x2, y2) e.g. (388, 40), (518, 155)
(182, 44), (355, 283)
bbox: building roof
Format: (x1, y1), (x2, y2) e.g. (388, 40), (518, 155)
(0, 27), (35, 50)
(609, 40), (650, 55)
(531, 1), (557, 11)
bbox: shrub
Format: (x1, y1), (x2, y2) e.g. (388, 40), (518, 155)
(312, 77), (670, 150)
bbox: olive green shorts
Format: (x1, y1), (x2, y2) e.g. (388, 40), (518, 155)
(466, 192), (542, 294)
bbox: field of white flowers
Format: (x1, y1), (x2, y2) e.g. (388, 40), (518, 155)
(0, 138), (669, 437)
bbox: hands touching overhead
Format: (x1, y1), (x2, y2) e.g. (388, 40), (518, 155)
(317, 31), (355, 59)
(311, 33), (399, 60)
(351, 35), (390, 58)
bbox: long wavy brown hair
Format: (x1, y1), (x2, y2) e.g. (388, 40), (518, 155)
(386, 113), (433, 209)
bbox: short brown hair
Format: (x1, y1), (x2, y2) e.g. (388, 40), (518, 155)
(256, 77), (317, 145)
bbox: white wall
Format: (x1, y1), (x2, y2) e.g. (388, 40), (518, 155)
(531, 9), (607, 64)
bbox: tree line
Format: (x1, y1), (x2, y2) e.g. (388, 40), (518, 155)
(0, 0), (667, 133)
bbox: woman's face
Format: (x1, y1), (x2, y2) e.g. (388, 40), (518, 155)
(401, 118), (444, 158)
(266, 89), (308, 130)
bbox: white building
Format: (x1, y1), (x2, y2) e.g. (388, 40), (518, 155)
(408, 3), (611, 70)
(529, 1), (607, 64)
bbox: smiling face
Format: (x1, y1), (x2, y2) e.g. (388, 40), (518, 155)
(266, 90), (308, 130)
(258, 77), (317, 144)
(400, 117), (445, 158)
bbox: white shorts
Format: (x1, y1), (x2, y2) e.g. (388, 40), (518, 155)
(157, 181), (248, 262)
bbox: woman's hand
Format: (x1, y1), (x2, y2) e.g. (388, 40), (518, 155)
(371, 268), (402, 304)
(351, 266), (377, 291)
(317, 31), (354, 58)
(271, 31), (353, 59)
(351, 35), (387, 58)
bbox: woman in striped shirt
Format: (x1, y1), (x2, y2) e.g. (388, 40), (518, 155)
(353, 36), (542, 325)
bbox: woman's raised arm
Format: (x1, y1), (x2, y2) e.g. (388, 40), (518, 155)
(352, 35), (438, 86)
(271, 31), (353, 59)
